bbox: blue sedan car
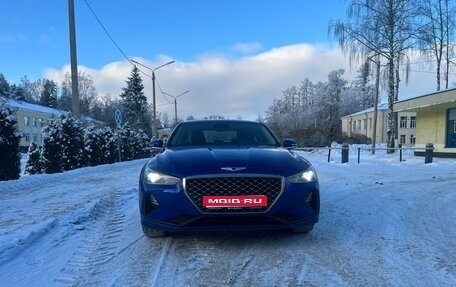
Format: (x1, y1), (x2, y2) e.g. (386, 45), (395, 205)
(139, 120), (319, 237)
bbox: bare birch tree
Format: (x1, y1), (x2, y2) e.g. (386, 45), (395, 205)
(329, 0), (419, 152)
(417, 0), (455, 91)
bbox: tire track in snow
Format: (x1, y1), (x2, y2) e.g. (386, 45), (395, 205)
(150, 236), (173, 287)
(167, 231), (273, 287)
(54, 188), (128, 286)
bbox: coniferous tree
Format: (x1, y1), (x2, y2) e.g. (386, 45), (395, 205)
(136, 129), (151, 158)
(40, 79), (58, 108)
(10, 84), (27, 102)
(101, 127), (118, 164)
(83, 125), (102, 166)
(0, 74), (11, 98)
(120, 125), (134, 161)
(0, 99), (21, 180)
(60, 114), (84, 170)
(42, 118), (63, 174)
(25, 142), (43, 174)
(119, 66), (152, 133)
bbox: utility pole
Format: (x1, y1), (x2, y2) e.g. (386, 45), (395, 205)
(68, 0), (80, 116)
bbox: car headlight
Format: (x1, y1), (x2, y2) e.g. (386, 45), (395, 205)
(287, 167), (317, 183)
(143, 167), (180, 185)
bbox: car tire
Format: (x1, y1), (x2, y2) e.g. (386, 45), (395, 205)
(293, 224), (314, 234)
(142, 225), (167, 238)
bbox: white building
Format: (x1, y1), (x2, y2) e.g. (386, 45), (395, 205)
(341, 103), (417, 147)
(6, 99), (66, 151)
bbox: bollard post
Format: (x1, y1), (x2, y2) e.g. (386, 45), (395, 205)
(341, 143), (349, 163)
(327, 147), (331, 162)
(425, 143), (434, 164)
(399, 143), (403, 162)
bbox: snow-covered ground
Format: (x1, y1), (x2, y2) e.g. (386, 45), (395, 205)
(0, 148), (455, 287)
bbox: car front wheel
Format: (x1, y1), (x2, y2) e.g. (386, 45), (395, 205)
(142, 225), (167, 238)
(293, 224), (314, 234)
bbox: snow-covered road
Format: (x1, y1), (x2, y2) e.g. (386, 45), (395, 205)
(0, 151), (455, 286)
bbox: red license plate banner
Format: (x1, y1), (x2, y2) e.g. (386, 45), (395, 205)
(203, 195), (268, 208)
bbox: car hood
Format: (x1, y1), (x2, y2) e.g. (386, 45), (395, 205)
(156, 147), (302, 169)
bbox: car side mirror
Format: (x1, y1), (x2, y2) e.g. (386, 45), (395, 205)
(283, 139), (298, 149)
(151, 139), (164, 148)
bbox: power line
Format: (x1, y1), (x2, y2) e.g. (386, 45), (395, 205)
(155, 78), (173, 104)
(82, 0), (131, 64)
(82, 0), (151, 78)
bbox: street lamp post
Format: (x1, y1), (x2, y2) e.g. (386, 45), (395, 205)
(163, 90), (189, 126)
(131, 59), (175, 137)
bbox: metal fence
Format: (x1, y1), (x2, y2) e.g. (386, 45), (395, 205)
(296, 143), (435, 164)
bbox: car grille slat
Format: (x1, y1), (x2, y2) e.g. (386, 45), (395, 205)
(184, 176), (282, 213)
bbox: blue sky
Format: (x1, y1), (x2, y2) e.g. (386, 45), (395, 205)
(0, 1), (436, 120)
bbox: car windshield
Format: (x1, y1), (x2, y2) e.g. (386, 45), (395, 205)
(167, 121), (280, 147)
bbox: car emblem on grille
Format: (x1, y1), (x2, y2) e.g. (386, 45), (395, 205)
(221, 167), (247, 172)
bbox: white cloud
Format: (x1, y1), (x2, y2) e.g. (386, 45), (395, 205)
(44, 42), (439, 121)
(230, 42), (264, 55)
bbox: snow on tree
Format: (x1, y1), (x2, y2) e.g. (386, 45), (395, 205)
(134, 129), (151, 159)
(17, 76), (36, 103)
(265, 69), (370, 146)
(320, 69), (348, 141)
(119, 66), (152, 133)
(83, 125), (102, 166)
(100, 127), (118, 164)
(25, 141), (43, 175)
(60, 114), (85, 171)
(119, 125), (135, 161)
(0, 98), (22, 180)
(41, 118), (63, 174)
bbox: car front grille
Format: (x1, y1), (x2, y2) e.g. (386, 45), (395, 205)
(184, 176), (283, 213)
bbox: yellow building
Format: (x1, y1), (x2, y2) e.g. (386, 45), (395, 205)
(394, 88), (456, 157)
(341, 103), (417, 147)
(6, 99), (65, 151)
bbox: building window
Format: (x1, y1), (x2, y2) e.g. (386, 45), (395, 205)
(447, 108), (456, 148)
(363, 119), (367, 130)
(25, 133), (30, 142)
(400, 135), (406, 144)
(357, 120), (361, 131)
(32, 118), (37, 127)
(400, 116), (407, 128)
(24, 116), (30, 126)
(369, 118), (373, 129)
(410, 135), (415, 145)
(33, 134), (38, 143)
(39, 119), (43, 127)
(410, 116), (416, 128)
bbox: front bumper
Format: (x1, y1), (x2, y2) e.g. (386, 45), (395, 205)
(139, 179), (320, 232)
